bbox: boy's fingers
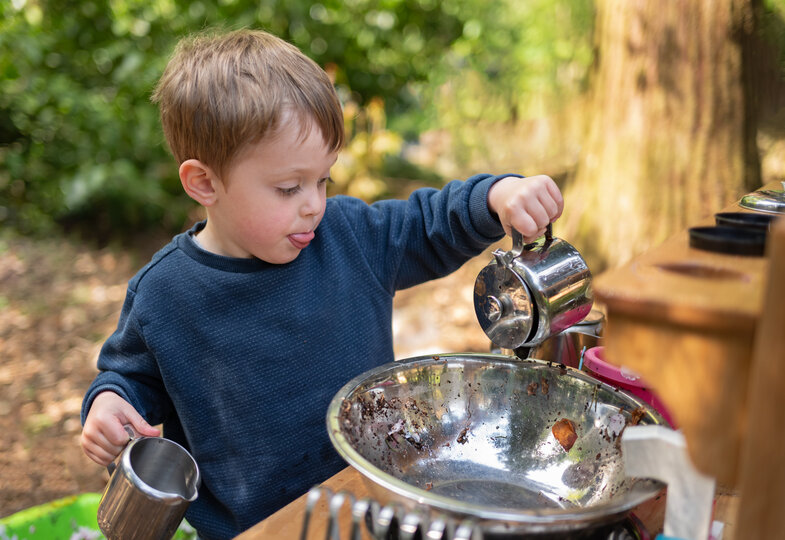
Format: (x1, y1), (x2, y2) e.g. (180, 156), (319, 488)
(85, 445), (116, 467)
(123, 408), (161, 438)
(528, 175), (563, 221)
(101, 418), (133, 446)
(80, 392), (158, 467)
(509, 213), (538, 239)
(81, 429), (120, 466)
(537, 190), (561, 223)
(516, 209), (547, 237)
(544, 176), (563, 204)
(136, 422), (161, 438)
(82, 421), (124, 455)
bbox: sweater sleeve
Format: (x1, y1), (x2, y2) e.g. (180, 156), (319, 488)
(80, 287), (173, 426)
(333, 173), (518, 292)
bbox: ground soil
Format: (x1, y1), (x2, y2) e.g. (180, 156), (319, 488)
(0, 232), (500, 518)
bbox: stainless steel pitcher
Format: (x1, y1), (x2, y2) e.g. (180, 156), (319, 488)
(474, 224), (593, 349)
(97, 426), (200, 540)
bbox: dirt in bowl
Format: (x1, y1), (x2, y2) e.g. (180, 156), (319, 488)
(552, 418), (578, 451)
(456, 426), (470, 444)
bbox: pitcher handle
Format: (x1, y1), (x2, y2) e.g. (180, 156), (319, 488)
(510, 222), (553, 258)
(106, 424), (139, 476)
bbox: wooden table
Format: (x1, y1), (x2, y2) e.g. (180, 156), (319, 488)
(235, 466), (669, 539)
(235, 466), (739, 539)
(235, 467), (365, 540)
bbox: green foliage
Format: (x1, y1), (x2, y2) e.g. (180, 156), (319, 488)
(0, 0), (595, 238)
(413, 0), (595, 173)
(438, 0), (594, 115)
(763, 0), (785, 67)
(0, 0), (467, 238)
(0, 0), (187, 236)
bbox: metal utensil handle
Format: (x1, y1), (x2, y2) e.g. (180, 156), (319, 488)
(327, 491), (355, 540)
(300, 486), (332, 540)
(511, 222), (553, 257)
(453, 520), (483, 540)
(299, 485), (483, 540)
(399, 512), (424, 540)
(106, 424), (139, 477)
(350, 498), (377, 540)
(374, 503), (402, 539)
(424, 517), (451, 540)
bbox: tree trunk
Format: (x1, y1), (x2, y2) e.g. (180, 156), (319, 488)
(563, 0), (761, 271)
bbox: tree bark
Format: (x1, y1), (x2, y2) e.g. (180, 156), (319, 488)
(563, 0), (761, 270)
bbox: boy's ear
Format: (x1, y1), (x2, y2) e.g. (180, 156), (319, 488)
(179, 159), (219, 206)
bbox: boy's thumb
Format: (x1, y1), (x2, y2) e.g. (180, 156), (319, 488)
(125, 409), (161, 438)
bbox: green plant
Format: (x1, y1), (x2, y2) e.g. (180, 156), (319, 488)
(0, 0), (595, 238)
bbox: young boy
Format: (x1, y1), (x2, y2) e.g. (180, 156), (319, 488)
(80, 29), (563, 540)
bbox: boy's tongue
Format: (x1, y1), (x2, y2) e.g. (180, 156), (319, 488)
(289, 231), (314, 249)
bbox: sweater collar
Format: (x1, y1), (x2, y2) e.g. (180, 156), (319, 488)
(177, 221), (276, 273)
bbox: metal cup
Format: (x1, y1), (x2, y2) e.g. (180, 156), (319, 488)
(97, 425), (200, 540)
(524, 330), (601, 368)
(521, 309), (605, 366)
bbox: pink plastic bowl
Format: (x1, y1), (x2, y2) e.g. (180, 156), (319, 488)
(583, 346), (676, 428)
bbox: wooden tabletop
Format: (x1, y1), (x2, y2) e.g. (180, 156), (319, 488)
(235, 465), (743, 539)
(235, 467), (667, 539)
(235, 467), (367, 540)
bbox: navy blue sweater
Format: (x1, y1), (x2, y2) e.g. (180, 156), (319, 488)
(81, 174), (511, 539)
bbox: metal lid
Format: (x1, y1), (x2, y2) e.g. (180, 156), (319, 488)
(739, 183), (785, 214)
(473, 261), (535, 349)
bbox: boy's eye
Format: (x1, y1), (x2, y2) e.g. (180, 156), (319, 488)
(277, 177), (332, 197)
(277, 185), (301, 196)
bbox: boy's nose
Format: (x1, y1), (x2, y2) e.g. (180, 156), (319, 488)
(301, 186), (322, 216)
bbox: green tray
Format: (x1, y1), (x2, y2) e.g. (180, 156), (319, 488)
(0, 493), (196, 540)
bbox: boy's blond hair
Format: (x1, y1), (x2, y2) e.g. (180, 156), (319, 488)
(152, 29), (344, 178)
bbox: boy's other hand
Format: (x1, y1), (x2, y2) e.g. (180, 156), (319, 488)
(487, 175), (564, 242)
(80, 391), (161, 467)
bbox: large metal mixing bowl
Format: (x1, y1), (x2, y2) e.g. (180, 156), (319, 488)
(327, 354), (666, 536)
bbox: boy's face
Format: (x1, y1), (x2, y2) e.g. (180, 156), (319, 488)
(201, 115), (338, 263)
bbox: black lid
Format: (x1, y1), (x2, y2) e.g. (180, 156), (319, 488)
(715, 212), (776, 232)
(689, 225), (767, 256)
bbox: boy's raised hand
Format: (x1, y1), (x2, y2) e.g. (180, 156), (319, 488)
(487, 175), (564, 242)
(80, 391), (160, 467)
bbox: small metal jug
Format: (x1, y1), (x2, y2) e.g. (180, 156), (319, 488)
(474, 224), (593, 349)
(97, 426), (200, 540)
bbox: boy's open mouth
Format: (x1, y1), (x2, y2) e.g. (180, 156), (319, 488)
(288, 231), (314, 249)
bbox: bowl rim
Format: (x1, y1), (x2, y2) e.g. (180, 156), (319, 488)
(326, 352), (666, 526)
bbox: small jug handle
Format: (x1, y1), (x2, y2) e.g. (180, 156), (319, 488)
(511, 222), (553, 257)
(106, 424), (139, 476)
